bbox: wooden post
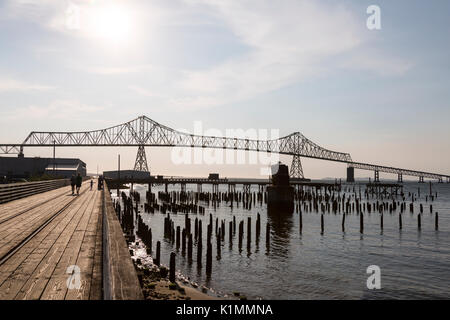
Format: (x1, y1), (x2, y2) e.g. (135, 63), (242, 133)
(320, 214), (324, 234)
(299, 210), (302, 233)
(206, 241), (212, 275)
(399, 213), (402, 230)
(188, 233), (193, 261)
(229, 221), (232, 244)
(342, 213), (345, 233)
(169, 252), (176, 283)
(155, 241), (161, 266)
(238, 221), (243, 250)
(197, 240), (202, 268)
(247, 217), (251, 248)
(435, 212), (439, 230)
(380, 213), (383, 231)
(176, 226), (180, 250)
(418, 213), (421, 230)
(266, 222), (270, 247)
(360, 212), (364, 234)
(216, 233), (221, 258)
(181, 229), (186, 255)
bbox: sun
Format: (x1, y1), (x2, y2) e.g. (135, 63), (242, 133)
(91, 5), (133, 45)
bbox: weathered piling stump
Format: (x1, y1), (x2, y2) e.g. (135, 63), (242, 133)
(182, 229), (186, 255)
(188, 233), (193, 262)
(247, 217), (251, 248)
(169, 252), (176, 283)
(360, 212), (364, 234)
(176, 226), (180, 249)
(155, 241), (161, 266)
(320, 214), (324, 234)
(418, 213), (421, 230)
(206, 241), (212, 275)
(435, 212), (439, 230)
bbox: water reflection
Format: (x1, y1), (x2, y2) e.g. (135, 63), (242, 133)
(267, 206), (294, 259)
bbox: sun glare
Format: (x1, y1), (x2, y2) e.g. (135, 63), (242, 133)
(91, 5), (133, 45)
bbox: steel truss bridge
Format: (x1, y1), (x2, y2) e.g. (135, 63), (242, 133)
(1, 116), (449, 183)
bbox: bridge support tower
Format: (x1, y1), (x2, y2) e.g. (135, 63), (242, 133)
(398, 173), (403, 183)
(290, 155), (304, 179)
(134, 145), (150, 172)
(419, 176), (424, 183)
(374, 170), (380, 183)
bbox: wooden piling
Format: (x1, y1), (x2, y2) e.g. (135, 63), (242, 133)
(206, 241), (212, 275)
(320, 214), (324, 234)
(188, 233), (193, 261)
(181, 229), (186, 255)
(435, 212), (438, 230)
(360, 212), (364, 234)
(176, 226), (180, 250)
(155, 241), (161, 266)
(169, 252), (176, 283)
(418, 213), (421, 230)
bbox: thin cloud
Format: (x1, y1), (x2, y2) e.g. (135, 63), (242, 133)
(0, 77), (55, 92)
(0, 100), (105, 121)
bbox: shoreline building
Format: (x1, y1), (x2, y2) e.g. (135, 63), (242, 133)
(0, 156), (86, 180)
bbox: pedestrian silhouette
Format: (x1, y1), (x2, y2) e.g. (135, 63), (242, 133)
(76, 173), (82, 195)
(70, 174), (76, 195)
(90, 179), (94, 190)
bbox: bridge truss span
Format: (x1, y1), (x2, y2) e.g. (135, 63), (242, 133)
(3, 116), (352, 162)
(349, 162), (450, 182)
(1, 115), (448, 182)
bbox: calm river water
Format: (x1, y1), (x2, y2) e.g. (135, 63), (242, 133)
(114, 181), (450, 300)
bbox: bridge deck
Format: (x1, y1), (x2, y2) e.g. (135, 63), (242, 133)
(0, 181), (103, 300)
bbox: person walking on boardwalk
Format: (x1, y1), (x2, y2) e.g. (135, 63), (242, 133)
(76, 173), (82, 195)
(70, 174), (76, 195)
(90, 178), (94, 190)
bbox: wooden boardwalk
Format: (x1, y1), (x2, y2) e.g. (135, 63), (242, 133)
(0, 180), (142, 300)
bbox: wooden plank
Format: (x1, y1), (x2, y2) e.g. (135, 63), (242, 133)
(0, 182), (90, 256)
(0, 188), (96, 299)
(103, 184), (143, 300)
(65, 188), (101, 300)
(14, 189), (97, 300)
(0, 185), (71, 221)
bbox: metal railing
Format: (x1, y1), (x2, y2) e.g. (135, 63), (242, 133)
(0, 179), (70, 204)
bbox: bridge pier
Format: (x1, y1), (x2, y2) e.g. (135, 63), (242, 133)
(181, 183), (186, 193)
(243, 184), (251, 194)
(212, 183), (219, 194)
(447, 177), (450, 183)
(197, 183), (202, 193)
(438, 178), (443, 184)
(419, 176), (424, 183)
(165, 183), (168, 193)
(228, 183), (236, 193)
(374, 170), (380, 183)
(398, 173), (403, 183)
(346, 166), (355, 183)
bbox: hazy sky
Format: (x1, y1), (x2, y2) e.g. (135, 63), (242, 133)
(0, 0), (449, 179)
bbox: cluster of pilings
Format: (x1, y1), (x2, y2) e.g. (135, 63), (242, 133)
(113, 181), (442, 285)
(294, 184), (440, 234)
